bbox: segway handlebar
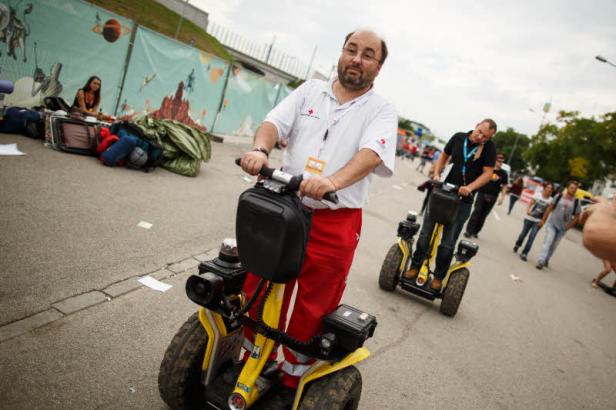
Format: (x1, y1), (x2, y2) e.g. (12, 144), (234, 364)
(430, 180), (459, 192)
(235, 158), (339, 204)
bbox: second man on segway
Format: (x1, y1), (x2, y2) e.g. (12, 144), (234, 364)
(404, 119), (498, 290)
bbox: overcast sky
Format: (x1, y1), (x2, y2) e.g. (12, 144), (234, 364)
(192, 0), (616, 139)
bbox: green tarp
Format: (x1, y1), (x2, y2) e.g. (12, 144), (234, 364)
(132, 115), (211, 177)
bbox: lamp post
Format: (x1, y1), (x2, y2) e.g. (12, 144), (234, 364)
(595, 55), (616, 69)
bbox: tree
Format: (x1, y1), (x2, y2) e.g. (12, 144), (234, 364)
(398, 117), (414, 134)
(492, 128), (530, 173)
(525, 111), (616, 186)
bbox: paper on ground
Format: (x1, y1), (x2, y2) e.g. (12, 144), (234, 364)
(138, 275), (172, 292)
(510, 274), (522, 282)
(493, 211), (501, 221)
(0, 143), (25, 156)
(242, 176), (253, 183)
(137, 221), (153, 229)
(392, 185), (403, 190)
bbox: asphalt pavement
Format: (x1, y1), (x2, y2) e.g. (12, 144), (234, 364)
(1, 133), (615, 409)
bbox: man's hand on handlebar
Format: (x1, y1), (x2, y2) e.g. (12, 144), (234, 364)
(300, 175), (337, 201)
(239, 150), (268, 176)
(459, 186), (473, 197)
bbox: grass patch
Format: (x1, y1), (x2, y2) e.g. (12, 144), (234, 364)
(87, 0), (232, 61)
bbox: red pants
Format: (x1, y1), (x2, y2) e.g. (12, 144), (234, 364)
(242, 208), (362, 388)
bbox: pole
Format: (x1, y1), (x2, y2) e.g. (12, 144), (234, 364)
(265, 35), (276, 64)
(596, 55), (616, 68)
(210, 64), (233, 134)
(113, 22), (138, 116)
(304, 45), (317, 79)
(174, 0), (189, 39)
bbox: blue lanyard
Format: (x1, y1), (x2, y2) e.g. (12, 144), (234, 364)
(462, 137), (478, 181)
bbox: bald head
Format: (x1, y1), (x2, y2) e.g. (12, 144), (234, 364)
(343, 30), (388, 64)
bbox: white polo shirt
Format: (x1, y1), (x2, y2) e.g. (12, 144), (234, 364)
(264, 78), (397, 209)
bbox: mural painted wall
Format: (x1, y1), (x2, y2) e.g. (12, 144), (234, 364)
(117, 27), (228, 132)
(0, 0), (293, 137)
(212, 66), (282, 137)
(0, 0), (131, 113)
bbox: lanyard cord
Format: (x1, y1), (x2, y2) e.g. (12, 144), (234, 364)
(462, 137), (478, 185)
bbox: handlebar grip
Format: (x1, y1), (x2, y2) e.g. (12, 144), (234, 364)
(323, 192), (339, 204)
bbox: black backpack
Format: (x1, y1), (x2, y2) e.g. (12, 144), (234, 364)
(43, 96), (71, 112)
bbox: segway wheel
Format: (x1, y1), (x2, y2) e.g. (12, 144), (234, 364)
(299, 366), (362, 410)
(440, 268), (470, 317)
(378, 244), (403, 291)
(158, 312), (208, 409)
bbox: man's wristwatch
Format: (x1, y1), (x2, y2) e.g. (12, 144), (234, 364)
(252, 147), (269, 158)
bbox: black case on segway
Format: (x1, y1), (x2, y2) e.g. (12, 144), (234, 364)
(428, 189), (461, 224)
(236, 185), (312, 283)
(322, 305), (377, 356)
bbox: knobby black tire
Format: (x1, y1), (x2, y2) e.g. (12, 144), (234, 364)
(299, 366), (362, 410)
(379, 244), (403, 291)
(440, 268), (470, 317)
(158, 312), (208, 409)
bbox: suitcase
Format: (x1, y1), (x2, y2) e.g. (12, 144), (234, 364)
(45, 114), (100, 156)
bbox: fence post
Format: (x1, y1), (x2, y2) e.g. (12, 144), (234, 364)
(273, 82), (283, 107)
(210, 64), (233, 135)
(113, 21), (138, 116)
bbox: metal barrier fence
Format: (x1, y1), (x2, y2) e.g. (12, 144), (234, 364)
(206, 21), (310, 79)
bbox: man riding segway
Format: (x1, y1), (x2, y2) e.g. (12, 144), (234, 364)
(403, 119), (498, 290)
(238, 29), (397, 406)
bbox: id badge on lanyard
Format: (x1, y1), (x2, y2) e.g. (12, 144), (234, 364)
(462, 137), (478, 185)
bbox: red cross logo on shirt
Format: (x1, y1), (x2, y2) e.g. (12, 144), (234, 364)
(308, 108), (314, 115)
(379, 138), (386, 145)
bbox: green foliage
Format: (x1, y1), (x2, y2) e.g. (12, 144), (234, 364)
(524, 111), (616, 185)
(287, 79), (305, 89)
(398, 117), (415, 133)
(492, 128), (530, 173)
(89, 0), (232, 61)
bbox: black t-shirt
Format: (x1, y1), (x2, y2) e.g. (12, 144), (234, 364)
(479, 168), (509, 197)
(443, 131), (496, 202)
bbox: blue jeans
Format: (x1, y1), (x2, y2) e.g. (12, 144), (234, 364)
(411, 200), (473, 279)
(538, 222), (566, 264)
(515, 219), (540, 256)
(508, 194), (519, 214)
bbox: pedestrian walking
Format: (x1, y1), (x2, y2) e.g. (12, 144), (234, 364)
(513, 181), (554, 261)
(536, 180), (581, 269)
(463, 152), (509, 238)
(416, 146), (431, 173)
(507, 176), (524, 214)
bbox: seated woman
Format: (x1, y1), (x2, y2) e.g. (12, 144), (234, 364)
(72, 76), (100, 115)
(71, 76), (112, 121)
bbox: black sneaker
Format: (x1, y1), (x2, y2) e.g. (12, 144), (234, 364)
(536, 262), (544, 270)
(513, 246), (519, 253)
(472, 233), (478, 239)
(520, 254), (527, 261)
(463, 231), (472, 238)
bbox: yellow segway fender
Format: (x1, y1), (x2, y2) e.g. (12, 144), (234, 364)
(443, 261), (472, 288)
(292, 348), (370, 410)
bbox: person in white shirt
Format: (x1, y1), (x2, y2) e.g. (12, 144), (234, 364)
(513, 182), (554, 261)
(238, 30), (397, 398)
